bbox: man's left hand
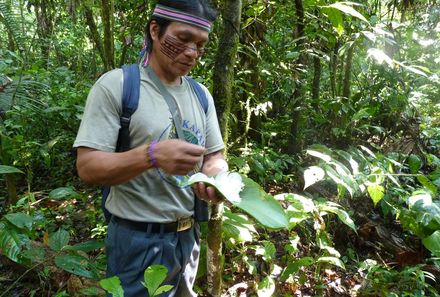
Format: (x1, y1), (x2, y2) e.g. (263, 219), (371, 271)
(192, 182), (223, 204)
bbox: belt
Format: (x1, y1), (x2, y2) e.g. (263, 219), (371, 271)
(112, 216), (194, 233)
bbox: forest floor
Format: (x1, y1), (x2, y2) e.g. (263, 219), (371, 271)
(0, 186), (436, 297)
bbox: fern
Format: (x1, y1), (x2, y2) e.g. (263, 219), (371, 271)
(0, 74), (48, 111)
(0, 2), (25, 52)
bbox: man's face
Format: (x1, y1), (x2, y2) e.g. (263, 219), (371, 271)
(152, 22), (209, 77)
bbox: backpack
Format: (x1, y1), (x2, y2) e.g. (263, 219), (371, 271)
(102, 64), (209, 222)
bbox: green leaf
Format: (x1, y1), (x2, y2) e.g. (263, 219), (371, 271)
(188, 174), (288, 229)
(64, 240), (105, 252)
(0, 165), (23, 174)
(408, 154), (422, 173)
(155, 285), (174, 296)
(326, 2), (369, 23)
(281, 257), (314, 281)
(422, 231), (440, 257)
(367, 183), (385, 206)
(55, 254), (99, 279)
(4, 212), (33, 230)
(317, 256), (346, 269)
(21, 247), (45, 262)
(234, 176), (288, 229)
(417, 175), (438, 195)
(0, 222), (30, 262)
(100, 276), (124, 297)
(303, 166), (325, 189)
(49, 187), (79, 200)
(319, 202), (357, 232)
(324, 165), (355, 197)
(223, 211), (257, 243)
(322, 7), (344, 36)
(143, 265), (169, 296)
(257, 276), (275, 297)
(49, 229), (70, 251)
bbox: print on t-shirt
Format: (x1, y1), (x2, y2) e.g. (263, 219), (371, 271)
(157, 117), (205, 188)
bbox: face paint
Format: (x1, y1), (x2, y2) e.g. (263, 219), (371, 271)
(160, 35), (187, 61)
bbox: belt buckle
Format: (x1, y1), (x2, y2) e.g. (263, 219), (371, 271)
(177, 217), (193, 232)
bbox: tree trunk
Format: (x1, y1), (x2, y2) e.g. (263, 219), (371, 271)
(83, 4), (107, 71)
(101, 0), (115, 70)
(210, 0), (242, 296)
(287, 0), (306, 154)
(342, 43), (354, 100)
(34, 0), (54, 68)
(330, 41), (340, 99)
(311, 55), (321, 109)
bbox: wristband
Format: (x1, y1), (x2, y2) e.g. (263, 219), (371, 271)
(148, 140), (158, 168)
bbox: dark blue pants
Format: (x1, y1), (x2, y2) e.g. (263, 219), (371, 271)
(106, 217), (200, 297)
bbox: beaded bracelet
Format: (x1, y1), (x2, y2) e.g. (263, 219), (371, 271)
(148, 140), (158, 168)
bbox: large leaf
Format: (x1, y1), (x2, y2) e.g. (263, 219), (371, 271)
(188, 174), (288, 229)
(317, 256), (345, 269)
(55, 254), (99, 279)
(408, 154), (422, 173)
(0, 222), (30, 262)
(318, 202), (357, 232)
(280, 257), (314, 281)
(64, 240), (106, 252)
(422, 231), (440, 257)
(5, 212), (33, 230)
(0, 165), (23, 174)
(49, 187), (80, 200)
(303, 166), (325, 189)
(100, 276), (124, 297)
(49, 229), (70, 251)
(257, 276), (276, 297)
(223, 211), (257, 244)
(325, 2), (369, 23)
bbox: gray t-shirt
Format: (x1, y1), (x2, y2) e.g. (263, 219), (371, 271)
(74, 65), (225, 222)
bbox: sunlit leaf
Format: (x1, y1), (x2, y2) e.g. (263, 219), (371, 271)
(303, 166), (325, 189)
(257, 276), (275, 297)
(280, 257), (314, 281)
(422, 231), (440, 257)
(367, 183), (384, 206)
(100, 276), (124, 297)
(317, 256), (345, 269)
(326, 2), (369, 23)
(417, 175), (438, 195)
(188, 173), (288, 229)
(142, 265), (170, 296)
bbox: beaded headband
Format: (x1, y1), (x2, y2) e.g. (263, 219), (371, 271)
(139, 4), (212, 66)
(153, 4), (212, 32)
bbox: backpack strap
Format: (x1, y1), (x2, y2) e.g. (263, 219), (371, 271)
(102, 64), (141, 223)
(185, 76), (209, 114)
(116, 64), (141, 152)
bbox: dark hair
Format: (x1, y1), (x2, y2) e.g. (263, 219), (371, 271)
(144, 0), (218, 52)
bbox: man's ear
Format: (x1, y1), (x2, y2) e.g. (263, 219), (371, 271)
(150, 21), (159, 41)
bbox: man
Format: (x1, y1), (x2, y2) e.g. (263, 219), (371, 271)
(74, 0), (227, 296)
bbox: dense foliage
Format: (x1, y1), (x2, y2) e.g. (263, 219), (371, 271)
(1, 0), (439, 296)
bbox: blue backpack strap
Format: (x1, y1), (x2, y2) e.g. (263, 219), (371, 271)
(186, 76), (208, 114)
(102, 64), (141, 223)
(116, 64), (141, 152)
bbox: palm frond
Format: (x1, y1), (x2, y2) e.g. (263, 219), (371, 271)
(0, 2), (25, 52)
(0, 74), (48, 112)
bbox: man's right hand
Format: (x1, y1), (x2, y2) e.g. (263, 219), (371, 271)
(154, 139), (205, 176)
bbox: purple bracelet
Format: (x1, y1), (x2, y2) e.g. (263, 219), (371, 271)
(149, 140), (158, 168)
